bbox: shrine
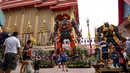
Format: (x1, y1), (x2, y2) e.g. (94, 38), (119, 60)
(118, 0), (130, 37)
(0, 0), (79, 45)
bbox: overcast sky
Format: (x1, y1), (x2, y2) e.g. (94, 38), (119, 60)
(77, 0), (118, 38)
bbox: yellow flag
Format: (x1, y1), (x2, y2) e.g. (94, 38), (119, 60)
(30, 36), (36, 43)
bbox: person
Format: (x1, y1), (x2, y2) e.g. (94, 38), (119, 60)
(112, 48), (120, 68)
(20, 40), (33, 73)
(34, 53), (41, 73)
(125, 37), (130, 59)
(119, 53), (129, 73)
(95, 46), (100, 60)
(60, 48), (68, 71)
(100, 38), (109, 68)
(56, 55), (61, 68)
(1, 32), (22, 73)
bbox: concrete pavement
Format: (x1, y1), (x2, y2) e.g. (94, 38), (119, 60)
(11, 65), (95, 73)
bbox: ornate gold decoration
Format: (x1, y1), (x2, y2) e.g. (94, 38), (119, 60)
(20, 8), (25, 34)
(34, 9), (39, 44)
(7, 10), (12, 32)
(25, 21), (32, 33)
(12, 24), (17, 32)
(39, 20), (49, 33)
(12, 16), (18, 32)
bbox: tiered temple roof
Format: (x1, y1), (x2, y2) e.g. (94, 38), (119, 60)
(0, 0), (79, 23)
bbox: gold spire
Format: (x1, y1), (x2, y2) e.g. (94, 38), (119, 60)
(25, 21), (32, 33)
(12, 23), (17, 32)
(39, 20), (49, 33)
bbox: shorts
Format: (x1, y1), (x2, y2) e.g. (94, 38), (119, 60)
(102, 53), (109, 60)
(61, 60), (67, 63)
(23, 56), (31, 60)
(2, 53), (18, 70)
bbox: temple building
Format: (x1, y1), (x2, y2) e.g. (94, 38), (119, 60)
(0, 0), (79, 45)
(118, 0), (130, 37)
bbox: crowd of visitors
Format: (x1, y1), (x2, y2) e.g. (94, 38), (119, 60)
(94, 37), (130, 73)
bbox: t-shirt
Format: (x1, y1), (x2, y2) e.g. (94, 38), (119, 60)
(23, 45), (32, 56)
(60, 52), (67, 61)
(112, 52), (118, 60)
(3, 36), (21, 54)
(100, 41), (108, 53)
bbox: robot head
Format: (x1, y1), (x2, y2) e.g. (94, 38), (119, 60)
(55, 13), (70, 22)
(104, 22), (109, 27)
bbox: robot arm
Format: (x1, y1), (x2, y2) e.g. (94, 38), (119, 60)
(97, 26), (103, 42)
(112, 25), (121, 40)
(72, 19), (82, 38)
(49, 22), (59, 42)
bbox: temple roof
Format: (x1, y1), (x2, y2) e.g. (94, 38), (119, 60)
(50, 0), (77, 10)
(35, 0), (57, 7)
(0, 0), (41, 9)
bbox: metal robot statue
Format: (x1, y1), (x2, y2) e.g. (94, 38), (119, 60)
(49, 14), (82, 55)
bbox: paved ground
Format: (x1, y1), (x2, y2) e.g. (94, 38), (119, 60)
(11, 65), (95, 73)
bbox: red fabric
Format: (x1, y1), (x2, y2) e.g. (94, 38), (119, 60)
(118, 0), (124, 25)
(120, 56), (125, 64)
(27, 46), (32, 56)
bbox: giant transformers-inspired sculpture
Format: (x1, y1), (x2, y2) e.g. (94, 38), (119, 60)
(97, 22), (122, 52)
(49, 14), (82, 54)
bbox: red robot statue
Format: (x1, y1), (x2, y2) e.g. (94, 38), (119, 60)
(49, 14), (82, 55)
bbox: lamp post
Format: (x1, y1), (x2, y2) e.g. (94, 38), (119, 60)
(86, 18), (92, 55)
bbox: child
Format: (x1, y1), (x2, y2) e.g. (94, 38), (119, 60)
(56, 55), (61, 68)
(34, 53), (41, 73)
(60, 48), (68, 71)
(20, 40), (33, 73)
(112, 49), (120, 68)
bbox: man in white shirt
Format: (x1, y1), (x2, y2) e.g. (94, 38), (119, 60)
(1, 32), (22, 73)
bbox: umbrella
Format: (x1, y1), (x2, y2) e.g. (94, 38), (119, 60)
(0, 8), (5, 26)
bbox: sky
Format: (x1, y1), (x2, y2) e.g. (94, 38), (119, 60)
(77, 0), (118, 38)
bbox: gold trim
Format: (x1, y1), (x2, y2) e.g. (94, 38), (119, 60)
(7, 11), (12, 32)
(34, 9), (39, 43)
(20, 8), (25, 34)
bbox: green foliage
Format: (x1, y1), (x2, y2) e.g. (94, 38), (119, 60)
(67, 60), (91, 68)
(39, 60), (54, 68)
